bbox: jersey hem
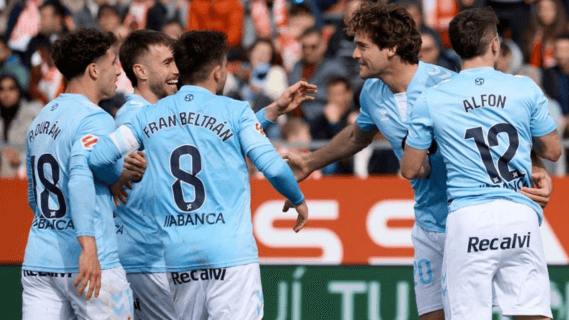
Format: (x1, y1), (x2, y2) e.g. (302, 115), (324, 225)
(165, 257), (259, 272)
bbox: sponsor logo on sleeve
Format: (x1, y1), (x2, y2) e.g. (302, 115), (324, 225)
(81, 134), (99, 150)
(255, 122), (266, 136)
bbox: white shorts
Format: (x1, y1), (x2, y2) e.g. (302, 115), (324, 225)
(411, 224), (445, 316)
(22, 267), (133, 320)
(127, 273), (178, 320)
(442, 200), (552, 319)
(168, 263), (264, 320)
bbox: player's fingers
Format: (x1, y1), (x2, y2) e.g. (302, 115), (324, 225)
(125, 181), (133, 190)
(293, 214), (308, 233)
(520, 187), (547, 197)
(113, 196), (120, 207)
(85, 276), (95, 300)
(73, 272), (84, 288)
(282, 200), (292, 212)
(94, 274), (101, 298)
(299, 96), (316, 102)
(119, 193), (127, 205)
(76, 276), (89, 297)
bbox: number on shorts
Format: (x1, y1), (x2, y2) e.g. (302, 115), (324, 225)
(170, 145), (205, 212)
(30, 154), (67, 218)
(465, 123), (521, 184)
(415, 259), (433, 285)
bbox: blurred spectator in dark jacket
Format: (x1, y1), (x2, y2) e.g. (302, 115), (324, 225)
(0, 37), (29, 94)
(161, 18), (184, 40)
(310, 76), (354, 140)
(542, 33), (569, 117)
(290, 28), (348, 121)
(419, 32), (461, 71)
(74, 0), (112, 29)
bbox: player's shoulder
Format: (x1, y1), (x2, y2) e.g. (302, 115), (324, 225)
(419, 62), (456, 84)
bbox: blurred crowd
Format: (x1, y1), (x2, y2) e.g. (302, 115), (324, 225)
(0, 0), (568, 178)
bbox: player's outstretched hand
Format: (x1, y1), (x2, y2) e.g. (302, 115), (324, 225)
(283, 150), (312, 182)
(283, 200), (308, 232)
(520, 171), (553, 208)
(74, 236), (101, 300)
(266, 81), (317, 121)
(124, 151), (147, 181)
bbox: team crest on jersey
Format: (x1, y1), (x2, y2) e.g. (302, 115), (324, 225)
(255, 122), (266, 136)
(81, 134), (99, 150)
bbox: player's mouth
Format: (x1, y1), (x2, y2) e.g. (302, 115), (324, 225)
(167, 79), (178, 87)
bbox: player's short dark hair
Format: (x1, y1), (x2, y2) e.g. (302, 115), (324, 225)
(172, 31), (230, 85)
(51, 28), (117, 81)
(327, 76), (351, 90)
(347, 3), (421, 64)
(39, 1), (66, 18)
(300, 27), (321, 41)
(120, 30), (175, 87)
(289, 3), (313, 17)
(448, 7), (499, 60)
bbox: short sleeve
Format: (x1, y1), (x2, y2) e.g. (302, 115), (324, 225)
(406, 92), (435, 150)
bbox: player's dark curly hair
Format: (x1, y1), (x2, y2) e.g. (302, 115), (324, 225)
(172, 31), (229, 85)
(346, 3), (421, 64)
(51, 28), (117, 81)
(120, 30), (175, 87)
(449, 7), (499, 60)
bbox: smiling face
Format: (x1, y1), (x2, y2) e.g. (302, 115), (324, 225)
(142, 44), (179, 99)
(352, 31), (390, 79)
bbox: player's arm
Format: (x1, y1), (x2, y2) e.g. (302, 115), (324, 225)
(88, 125), (143, 179)
(286, 123), (378, 182)
(532, 130), (562, 162)
(240, 105), (308, 232)
(25, 146), (37, 211)
(68, 141), (100, 300)
(401, 145), (430, 179)
(400, 92), (434, 180)
(256, 81), (317, 128)
(520, 152), (553, 208)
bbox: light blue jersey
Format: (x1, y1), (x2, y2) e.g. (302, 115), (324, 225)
(113, 94), (166, 273)
(356, 62), (456, 233)
(23, 94), (121, 273)
(90, 85), (303, 272)
(406, 67), (556, 223)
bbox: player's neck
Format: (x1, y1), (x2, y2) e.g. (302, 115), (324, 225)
(134, 87), (158, 104)
(381, 62), (418, 94)
(461, 57), (495, 71)
(65, 78), (102, 105)
(192, 79), (217, 95)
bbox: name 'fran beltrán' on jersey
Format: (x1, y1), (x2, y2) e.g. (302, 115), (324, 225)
(406, 67), (557, 224)
(142, 111), (234, 142)
(94, 85), (276, 272)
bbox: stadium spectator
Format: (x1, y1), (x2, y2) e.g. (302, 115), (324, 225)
(146, 0), (184, 31)
(522, 0), (568, 68)
(0, 75), (41, 178)
(419, 31), (461, 71)
(290, 28), (348, 121)
(542, 33), (569, 116)
(486, 0), (532, 50)
(0, 37), (30, 94)
(29, 44), (65, 104)
(24, 1), (68, 69)
(123, 0), (154, 30)
(240, 38), (288, 110)
(185, 0), (245, 49)
(279, 117), (322, 178)
(275, 4), (316, 72)
(398, 0), (445, 52)
(250, 0), (288, 39)
(74, 0), (111, 29)
(161, 18), (184, 39)
(5, 0), (42, 52)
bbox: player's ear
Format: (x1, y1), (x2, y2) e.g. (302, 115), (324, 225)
(86, 63), (98, 80)
(491, 36), (500, 56)
(133, 64), (147, 81)
(387, 45), (397, 58)
(212, 65), (221, 83)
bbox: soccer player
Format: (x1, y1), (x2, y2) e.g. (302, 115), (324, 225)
(115, 29), (179, 320)
(401, 7), (561, 320)
(22, 28), (133, 319)
(284, 3), (553, 319)
(89, 30), (309, 320)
